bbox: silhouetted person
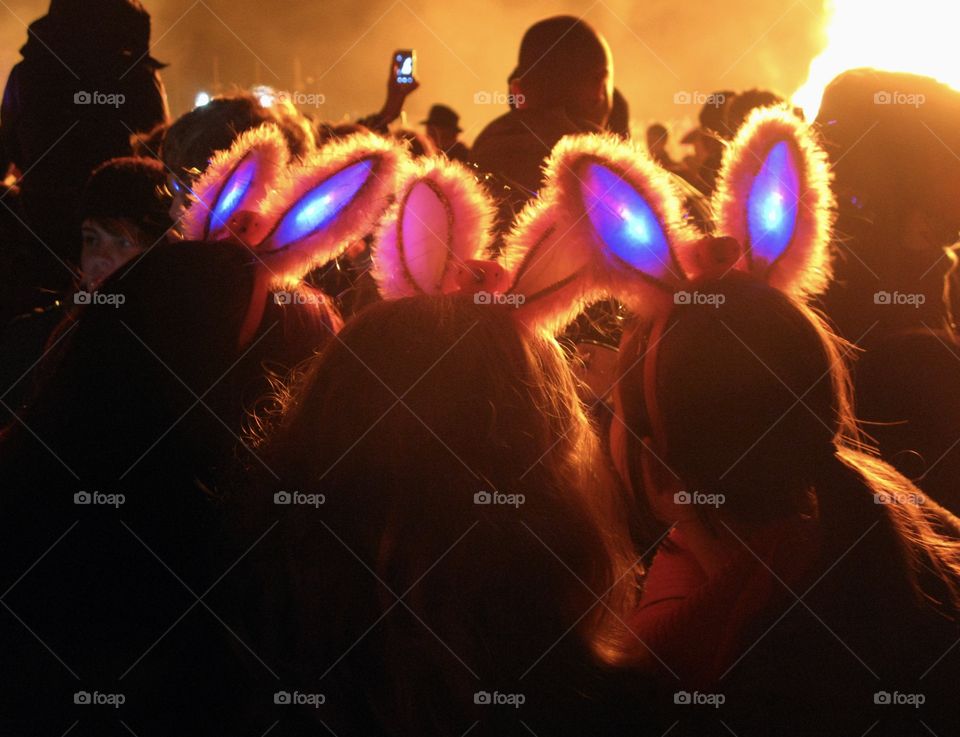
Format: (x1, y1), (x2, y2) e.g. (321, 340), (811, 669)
(421, 104), (470, 162)
(608, 87), (630, 138)
(471, 16), (614, 236)
(0, 0), (169, 302)
(817, 69), (960, 514)
(646, 123), (681, 172)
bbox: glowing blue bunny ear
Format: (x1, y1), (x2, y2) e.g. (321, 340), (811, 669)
(712, 107), (835, 299)
(254, 131), (407, 286)
(372, 156), (496, 299)
(504, 133), (699, 333)
(180, 124), (289, 243)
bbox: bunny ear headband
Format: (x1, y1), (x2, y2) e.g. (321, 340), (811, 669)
(370, 106), (833, 332)
(182, 124), (407, 285)
(180, 124), (407, 343)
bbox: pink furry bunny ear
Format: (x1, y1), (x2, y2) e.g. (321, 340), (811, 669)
(711, 106), (835, 299)
(253, 131), (407, 287)
(372, 156), (496, 299)
(505, 133), (698, 333)
(180, 124), (289, 243)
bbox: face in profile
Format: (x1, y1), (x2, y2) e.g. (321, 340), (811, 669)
(80, 218), (147, 289)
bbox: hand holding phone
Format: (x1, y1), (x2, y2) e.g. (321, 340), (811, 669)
(393, 50), (416, 85)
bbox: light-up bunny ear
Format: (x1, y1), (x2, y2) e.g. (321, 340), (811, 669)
(711, 106), (835, 299)
(253, 131), (406, 286)
(180, 124), (289, 243)
(372, 156), (496, 298)
(505, 134), (699, 333)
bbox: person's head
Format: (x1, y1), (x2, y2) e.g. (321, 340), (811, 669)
(421, 104), (462, 150)
(646, 123), (668, 157)
(250, 294), (637, 732)
(612, 274), (850, 535)
(725, 89), (785, 137)
(816, 69), (960, 337)
(510, 16), (614, 127)
(78, 156), (173, 289)
(161, 93), (315, 224)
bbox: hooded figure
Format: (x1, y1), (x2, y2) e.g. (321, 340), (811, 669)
(0, 0), (170, 298)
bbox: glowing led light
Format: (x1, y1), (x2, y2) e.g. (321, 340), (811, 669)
(195, 91), (211, 108)
(581, 163), (672, 281)
(747, 141), (799, 265)
(210, 155), (257, 233)
(271, 159), (374, 248)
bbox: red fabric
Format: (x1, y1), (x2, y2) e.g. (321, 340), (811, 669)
(630, 521), (819, 688)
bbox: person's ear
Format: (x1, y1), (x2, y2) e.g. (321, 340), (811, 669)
(509, 78), (527, 109)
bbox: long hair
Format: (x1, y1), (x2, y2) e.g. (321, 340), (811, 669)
(614, 274), (960, 617)
(239, 294), (640, 734)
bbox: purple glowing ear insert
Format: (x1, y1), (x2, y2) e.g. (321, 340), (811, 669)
(272, 159), (374, 249)
(210, 154), (258, 234)
(582, 163), (673, 281)
(746, 140), (800, 266)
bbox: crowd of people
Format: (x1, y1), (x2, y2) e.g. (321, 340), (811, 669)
(2, 1), (960, 736)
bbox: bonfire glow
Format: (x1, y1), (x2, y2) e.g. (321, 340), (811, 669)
(792, 0), (960, 118)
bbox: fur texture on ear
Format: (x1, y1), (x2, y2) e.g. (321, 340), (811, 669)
(180, 124), (290, 243)
(372, 156), (496, 299)
(506, 133), (699, 332)
(711, 106), (835, 299)
(255, 130), (407, 288)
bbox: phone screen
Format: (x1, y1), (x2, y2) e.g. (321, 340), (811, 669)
(394, 50), (415, 85)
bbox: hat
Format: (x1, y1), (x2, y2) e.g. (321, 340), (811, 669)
(79, 157), (174, 244)
(508, 16), (606, 83)
(420, 104), (462, 132)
